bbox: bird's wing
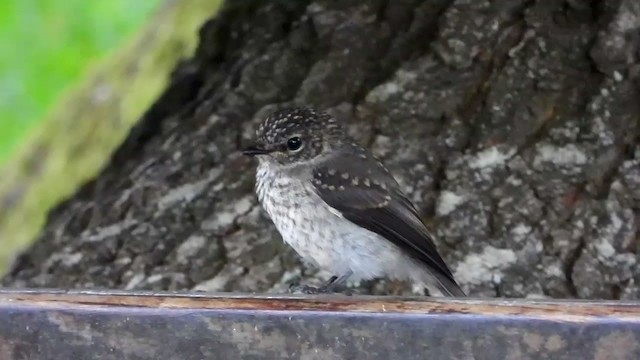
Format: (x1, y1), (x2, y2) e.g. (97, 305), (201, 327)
(311, 152), (462, 294)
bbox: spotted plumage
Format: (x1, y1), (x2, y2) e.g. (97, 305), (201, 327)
(243, 107), (465, 297)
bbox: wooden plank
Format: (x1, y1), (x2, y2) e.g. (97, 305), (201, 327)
(0, 289), (639, 359)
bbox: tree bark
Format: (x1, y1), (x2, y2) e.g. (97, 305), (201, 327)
(4, 0), (640, 300)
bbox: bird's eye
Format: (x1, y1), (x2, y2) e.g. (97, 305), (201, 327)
(287, 137), (303, 151)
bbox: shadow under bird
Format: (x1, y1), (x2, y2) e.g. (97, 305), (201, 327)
(242, 107), (465, 297)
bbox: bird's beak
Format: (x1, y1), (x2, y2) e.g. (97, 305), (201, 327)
(241, 143), (274, 157)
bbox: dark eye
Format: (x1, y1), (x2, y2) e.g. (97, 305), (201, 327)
(287, 137), (302, 151)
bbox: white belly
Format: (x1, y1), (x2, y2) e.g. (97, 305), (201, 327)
(255, 162), (407, 281)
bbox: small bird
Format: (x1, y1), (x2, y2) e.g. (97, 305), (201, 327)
(242, 107), (465, 297)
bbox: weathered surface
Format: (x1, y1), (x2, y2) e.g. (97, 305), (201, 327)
(2, 0), (640, 299)
(2, 290), (640, 360)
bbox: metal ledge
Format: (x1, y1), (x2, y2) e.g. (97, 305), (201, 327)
(0, 289), (639, 359)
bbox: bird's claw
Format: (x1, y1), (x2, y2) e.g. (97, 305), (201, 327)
(288, 275), (353, 295)
(288, 283), (324, 294)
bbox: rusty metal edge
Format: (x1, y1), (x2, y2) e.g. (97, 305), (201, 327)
(1, 288), (640, 322)
(1, 289), (640, 359)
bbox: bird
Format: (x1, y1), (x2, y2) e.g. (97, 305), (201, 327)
(241, 107), (465, 297)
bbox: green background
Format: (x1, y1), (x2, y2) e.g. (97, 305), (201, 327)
(0, 0), (161, 165)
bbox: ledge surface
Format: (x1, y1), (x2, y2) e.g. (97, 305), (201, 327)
(0, 289), (639, 359)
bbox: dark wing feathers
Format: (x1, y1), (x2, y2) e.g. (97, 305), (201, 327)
(311, 152), (459, 288)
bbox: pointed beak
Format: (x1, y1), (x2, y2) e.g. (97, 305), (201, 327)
(241, 144), (273, 157)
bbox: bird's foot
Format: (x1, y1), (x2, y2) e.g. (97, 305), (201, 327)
(288, 275), (353, 295)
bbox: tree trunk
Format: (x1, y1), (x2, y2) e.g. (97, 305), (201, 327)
(4, 0), (640, 300)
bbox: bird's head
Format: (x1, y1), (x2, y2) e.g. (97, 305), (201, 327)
(242, 107), (345, 166)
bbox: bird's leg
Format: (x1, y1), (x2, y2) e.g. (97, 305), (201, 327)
(318, 271), (352, 293)
(289, 271), (354, 295)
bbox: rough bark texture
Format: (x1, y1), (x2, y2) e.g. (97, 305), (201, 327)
(3, 0), (640, 299)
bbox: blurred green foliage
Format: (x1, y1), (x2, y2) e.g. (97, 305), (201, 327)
(0, 0), (222, 274)
(0, 0), (161, 165)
